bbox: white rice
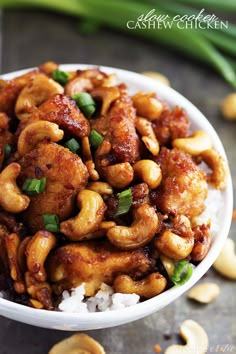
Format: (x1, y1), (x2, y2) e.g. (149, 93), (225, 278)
(59, 283), (140, 313)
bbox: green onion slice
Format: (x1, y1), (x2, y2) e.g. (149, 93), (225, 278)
(4, 144), (12, 160)
(42, 213), (59, 232)
(52, 68), (69, 86)
(115, 188), (132, 216)
(72, 92), (96, 118)
(89, 129), (104, 149)
(64, 138), (80, 153)
(170, 260), (193, 286)
(22, 177), (46, 196)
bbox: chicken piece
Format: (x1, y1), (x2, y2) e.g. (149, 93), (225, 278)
(0, 70), (38, 116)
(0, 113), (14, 169)
(47, 240), (155, 296)
(19, 142), (88, 233)
(65, 68), (114, 96)
(152, 106), (190, 145)
(150, 148), (208, 218)
(35, 94), (90, 138)
(93, 87), (140, 165)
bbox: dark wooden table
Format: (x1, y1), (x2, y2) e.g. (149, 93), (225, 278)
(0, 8), (235, 354)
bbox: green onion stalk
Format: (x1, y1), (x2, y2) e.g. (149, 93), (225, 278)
(0, 0), (236, 87)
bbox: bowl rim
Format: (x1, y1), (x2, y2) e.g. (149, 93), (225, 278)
(0, 64), (233, 327)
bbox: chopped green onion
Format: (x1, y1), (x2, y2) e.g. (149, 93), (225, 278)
(22, 177), (46, 196)
(42, 213), (59, 232)
(170, 260), (193, 286)
(115, 188), (132, 216)
(64, 138), (80, 153)
(72, 93), (96, 118)
(89, 129), (104, 149)
(4, 144), (11, 160)
(52, 68), (69, 86)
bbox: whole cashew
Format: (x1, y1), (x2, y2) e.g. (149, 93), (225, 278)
(105, 162), (134, 189)
(107, 204), (158, 250)
(17, 120), (64, 156)
(133, 160), (162, 189)
(135, 117), (160, 156)
(60, 189), (107, 241)
(198, 149), (229, 190)
(187, 282), (220, 303)
(172, 130), (212, 156)
(0, 163), (30, 213)
(132, 92), (163, 120)
(5, 233), (25, 294)
(48, 334), (106, 354)
(26, 230), (57, 282)
(165, 320), (208, 354)
(87, 181), (113, 195)
(155, 229), (194, 260)
(91, 86), (120, 115)
(114, 273), (167, 298)
(15, 73), (64, 120)
(213, 238), (236, 279)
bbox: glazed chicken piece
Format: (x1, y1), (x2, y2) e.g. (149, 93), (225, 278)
(151, 147), (208, 218)
(19, 141), (88, 233)
(152, 106), (190, 145)
(47, 240), (155, 296)
(37, 94), (90, 138)
(0, 113), (14, 169)
(0, 70), (38, 116)
(93, 86), (140, 165)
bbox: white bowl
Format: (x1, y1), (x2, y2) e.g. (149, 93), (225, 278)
(0, 64), (233, 330)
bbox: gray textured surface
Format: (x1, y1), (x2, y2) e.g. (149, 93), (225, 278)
(0, 8), (235, 354)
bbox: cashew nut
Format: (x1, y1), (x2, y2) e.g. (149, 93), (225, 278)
(107, 204), (158, 250)
(165, 320), (208, 354)
(76, 221), (116, 241)
(132, 92), (163, 120)
(155, 216), (194, 260)
(0, 163), (30, 213)
(87, 181), (113, 195)
(142, 71), (170, 86)
(198, 149), (229, 190)
(133, 160), (162, 189)
(91, 86), (120, 114)
(105, 162), (134, 189)
(81, 137), (99, 181)
(213, 238), (236, 279)
(39, 61), (59, 75)
(15, 73), (64, 120)
(135, 117), (160, 156)
(5, 233), (25, 294)
(155, 229), (194, 260)
(221, 92), (236, 120)
(48, 334), (106, 354)
(17, 120), (64, 156)
(172, 130), (212, 156)
(114, 272), (167, 298)
(160, 254), (175, 277)
(187, 282), (220, 303)
(60, 189), (107, 241)
(26, 230), (57, 282)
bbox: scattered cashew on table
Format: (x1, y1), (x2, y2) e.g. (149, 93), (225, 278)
(48, 333), (106, 354)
